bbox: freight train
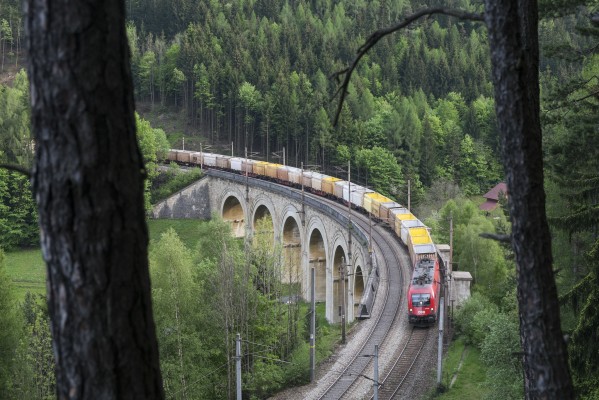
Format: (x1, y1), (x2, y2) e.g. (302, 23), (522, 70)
(167, 149), (442, 326)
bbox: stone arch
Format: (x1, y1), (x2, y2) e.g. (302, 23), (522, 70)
(252, 199), (275, 244)
(281, 212), (302, 285)
(220, 191), (246, 238)
(331, 242), (348, 324)
(307, 225), (327, 304)
(353, 265), (365, 317)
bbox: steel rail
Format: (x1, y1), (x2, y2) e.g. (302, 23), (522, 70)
(374, 327), (430, 399)
(202, 169), (411, 399)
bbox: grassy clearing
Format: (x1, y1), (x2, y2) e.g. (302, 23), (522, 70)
(5, 219), (205, 300)
(147, 218), (206, 250)
(432, 336), (489, 399)
(4, 248), (46, 299)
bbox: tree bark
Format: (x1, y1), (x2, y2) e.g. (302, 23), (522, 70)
(484, 0), (574, 398)
(25, 0), (164, 398)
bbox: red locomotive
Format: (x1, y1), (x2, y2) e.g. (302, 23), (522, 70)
(407, 258), (441, 325)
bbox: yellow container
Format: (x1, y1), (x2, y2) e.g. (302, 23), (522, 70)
(408, 227), (433, 245)
(367, 193), (392, 218)
(322, 177), (341, 195)
(253, 161), (269, 176)
(394, 213), (416, 238)
(265, 163), (282, 179)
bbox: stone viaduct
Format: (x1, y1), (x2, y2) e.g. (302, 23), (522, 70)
(152, 169), (377, 324)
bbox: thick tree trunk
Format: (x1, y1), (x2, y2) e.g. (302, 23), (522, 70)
(25, 0), (164, 398)
(484, 1), (574, 398)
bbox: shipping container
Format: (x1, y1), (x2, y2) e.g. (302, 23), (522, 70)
(409, 244), (437, 266)
(215, 155), (231, 169)
(288, 167), (302, 185)
(241, 159), (256, 174)
(322, 176), (341, 196)
(408, 227), (433, 246)
(400, 219), (425, 245)
(230, 157), (244, 172)
(351, 187), (374, 209)
(365, 193), (392, 218)
(203, 153), (217, 167)
(311, 172), (325, 192)
(253, 161), (269, 176)
(302, 171), (314, 189)
(334, 181), (349, 200)
(191, 152), (203, 165)
(389, 207), (409, 234)
(379, 202), (402, 224)
(263, 163), (281, 179)
(176, 150), (193, 164)
(394, 212), (417, 240)
(277, 166), (290, 181)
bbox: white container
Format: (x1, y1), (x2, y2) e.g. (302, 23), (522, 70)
(203, 153), (217, 167)
(400, 218), (425, 245)
(311, 172), (325, 191)
(350, 187), (374, 209)
(230, 157), (244, 172)
(288, 167), (302, 185)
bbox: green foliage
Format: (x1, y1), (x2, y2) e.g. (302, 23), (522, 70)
(148, 217), (344, 398)
(0, 169), (39, 249)
(437, 198), (511, 302)
(540, 9), (599, 396)
(0, 250), (20, 397)
(436, 338), (490, 400)
(12, 292), (56, 399)
(480, 313), (523, 400)
(355, 146), (403, 199)
(123, 1), (499, 193)
(150, 164), (202, 203)
(135, 113), (170, 211)
(454, 292), (523, 400)
(150, 228), (206, 399)
(454, 292), (497, 346)
(0, 70), (32, 166)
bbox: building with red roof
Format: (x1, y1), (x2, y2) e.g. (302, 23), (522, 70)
(480, 182), (508, 212)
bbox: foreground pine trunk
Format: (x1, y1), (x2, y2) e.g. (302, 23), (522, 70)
(25, 0), (164, 398)
(484, 0), (574, 398)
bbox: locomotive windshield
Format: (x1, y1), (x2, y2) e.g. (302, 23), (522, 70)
(411, 293), (431, 307)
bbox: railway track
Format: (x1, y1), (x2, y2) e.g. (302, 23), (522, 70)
(374, 327), (431, 399)
(304, 193), (408, 400)
(202, 170), (434, 399)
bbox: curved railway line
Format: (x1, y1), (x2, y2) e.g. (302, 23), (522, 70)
(374, 327), (431, 399)
(307, 193), (434, 400)
(195, 170), (438, 399)
(312, 195), (405, 400)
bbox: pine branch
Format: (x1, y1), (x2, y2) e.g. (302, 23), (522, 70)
(559, 272), (594, 306)
(331, 7), (484, 126)
(0, 163), (31, 178)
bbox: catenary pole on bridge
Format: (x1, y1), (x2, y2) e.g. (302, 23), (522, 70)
(310, 266), (316, 382)
(343, 160), (352, 344)
(236, 333), (242, 400)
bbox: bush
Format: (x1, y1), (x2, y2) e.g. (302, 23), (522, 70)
(0, 171), (39, 250)
(150, 165), (202, 203)
(454, 293), (497, 346)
